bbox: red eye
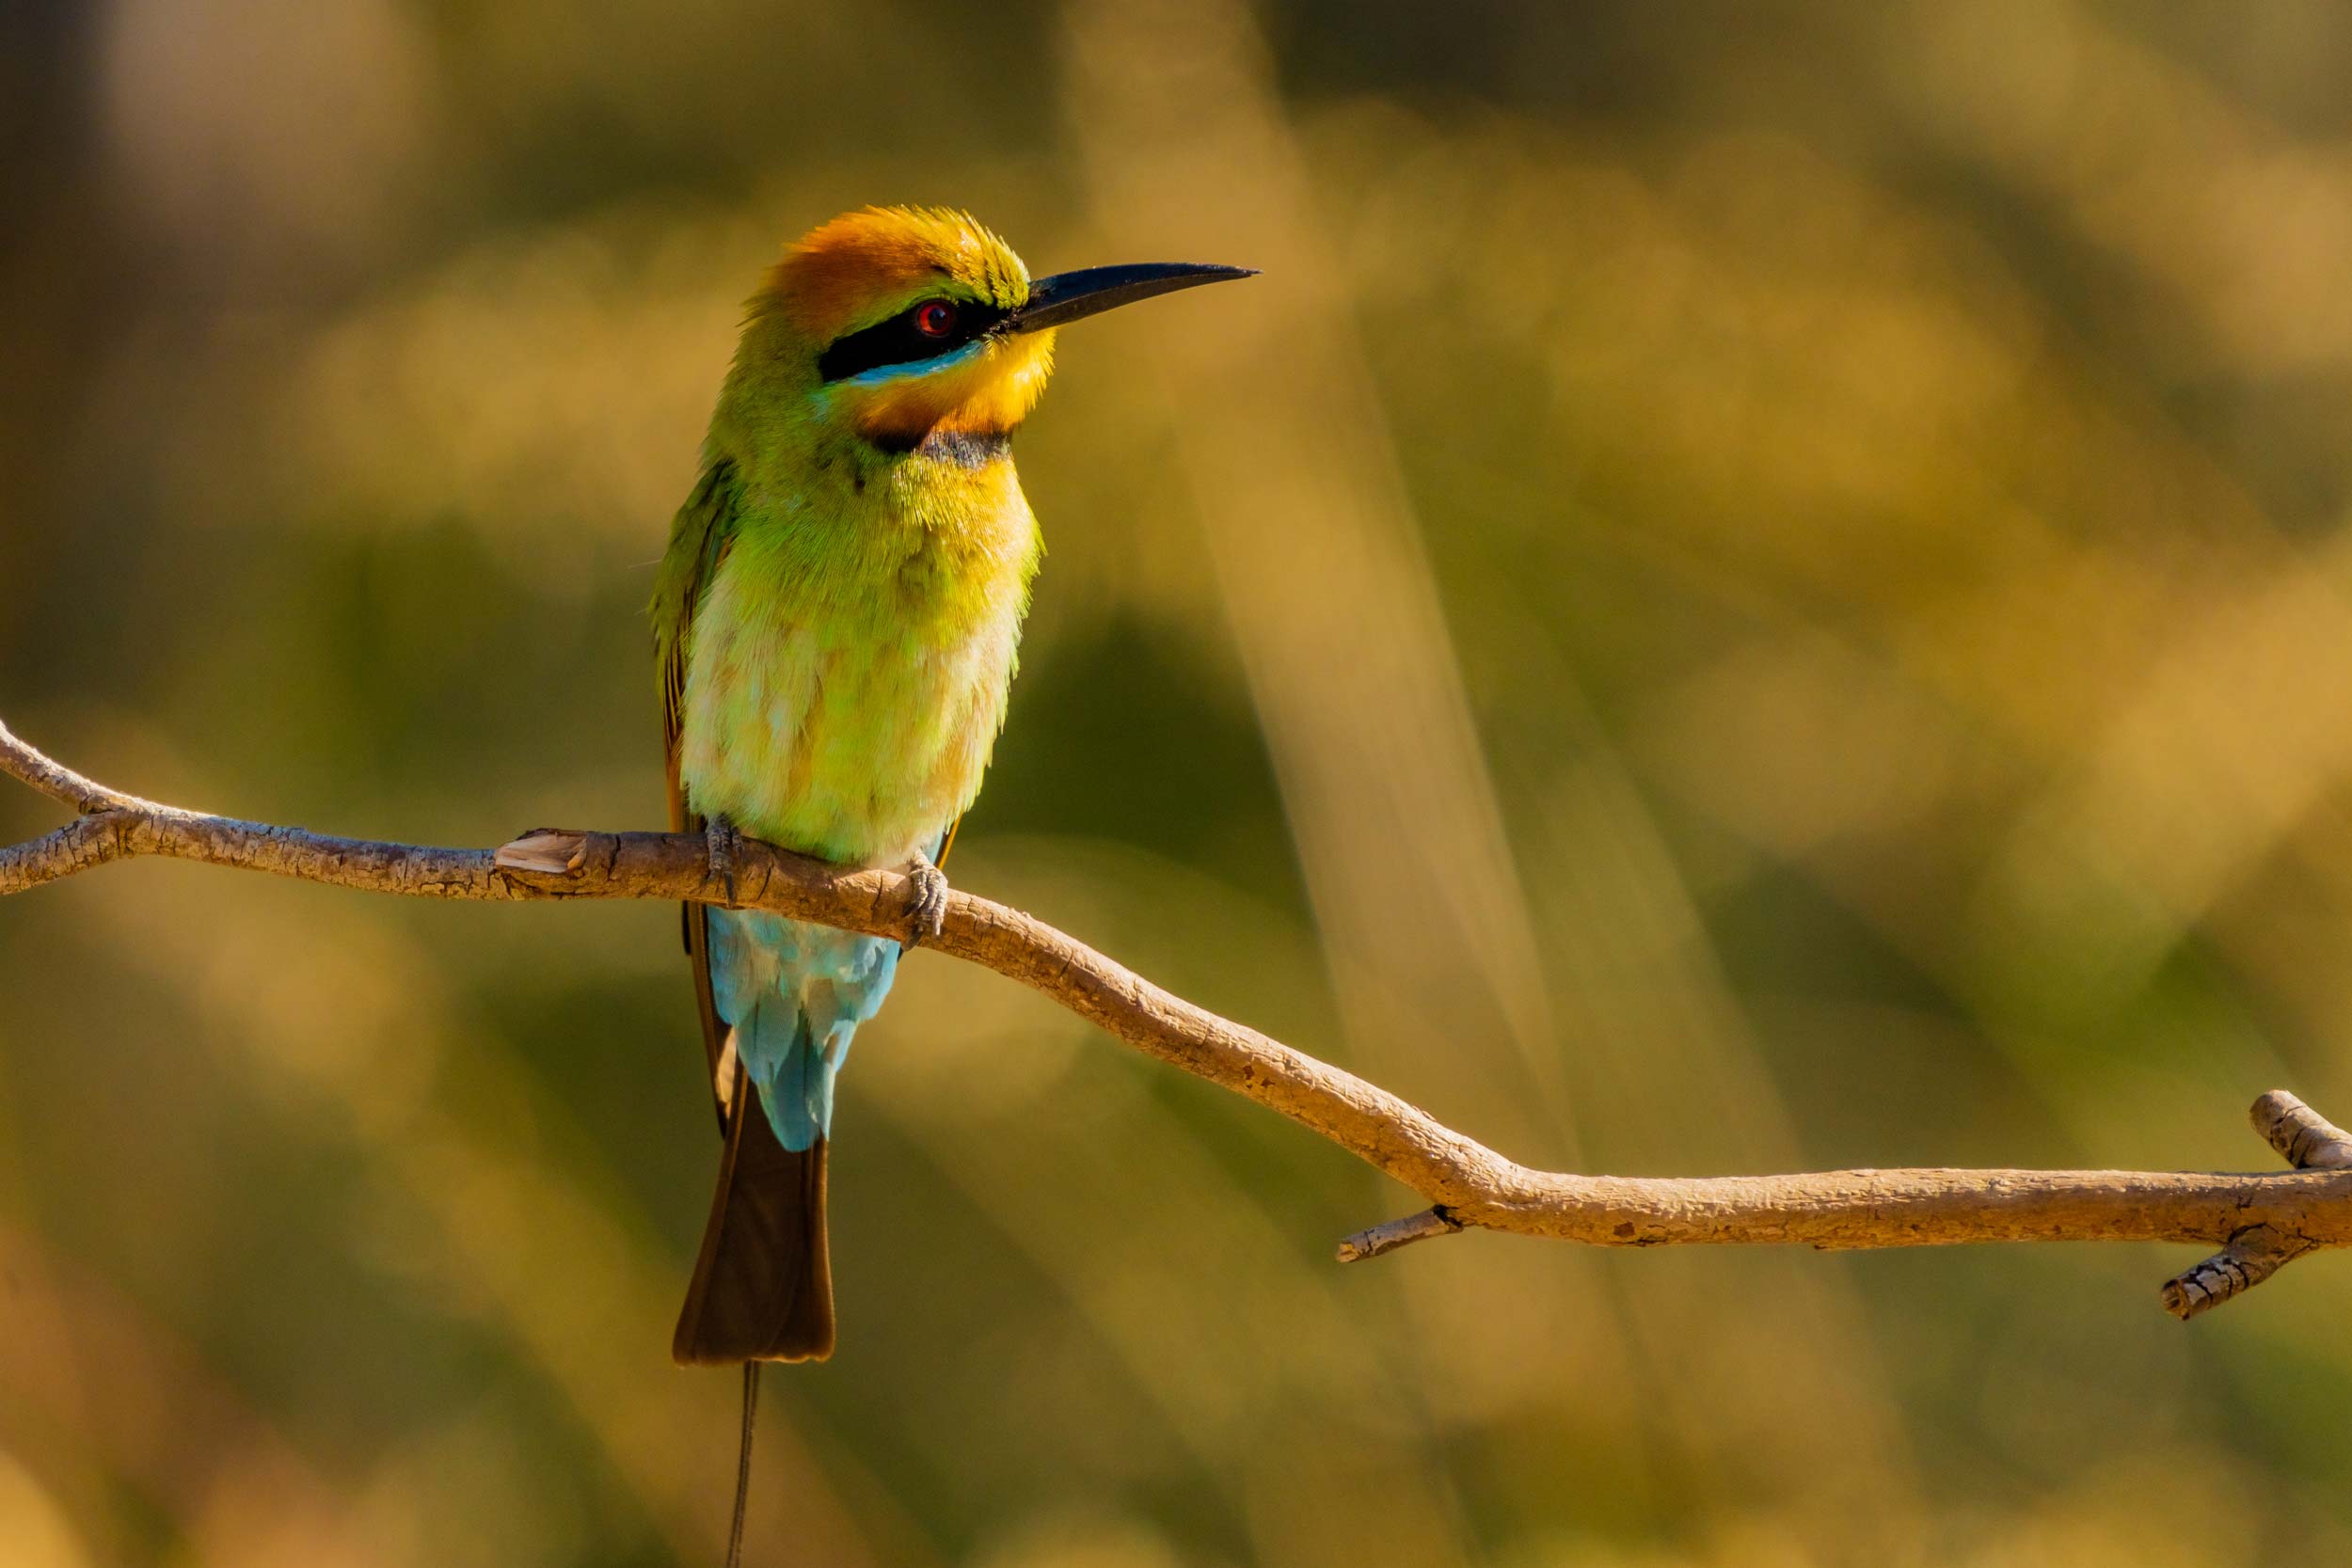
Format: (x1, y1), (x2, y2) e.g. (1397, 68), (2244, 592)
(914, 300), (957, 338)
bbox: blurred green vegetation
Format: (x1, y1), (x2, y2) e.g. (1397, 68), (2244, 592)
(11, 1), (2352, 1563)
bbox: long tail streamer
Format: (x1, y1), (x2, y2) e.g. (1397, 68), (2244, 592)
(726, 1363), (759, 1567)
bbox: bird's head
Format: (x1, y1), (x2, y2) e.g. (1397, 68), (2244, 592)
(726, 207), (1252, 456)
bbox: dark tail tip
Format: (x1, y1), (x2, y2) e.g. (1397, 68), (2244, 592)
(675, 1097), (835, 1365)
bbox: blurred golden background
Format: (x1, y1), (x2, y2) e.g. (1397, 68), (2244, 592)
(9, 1), (2352, 1563)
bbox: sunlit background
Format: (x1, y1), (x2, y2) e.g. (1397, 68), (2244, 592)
(9, 2), (2352, 1562)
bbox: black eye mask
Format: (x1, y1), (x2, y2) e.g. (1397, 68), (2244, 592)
(817, 298), (1010, 383)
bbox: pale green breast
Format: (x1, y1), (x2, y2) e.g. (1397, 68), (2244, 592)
(675, 457), (1038, 866)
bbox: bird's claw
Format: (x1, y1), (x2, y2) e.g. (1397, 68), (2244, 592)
(903, 858), (949, 946)
(706, 815), (745, 906)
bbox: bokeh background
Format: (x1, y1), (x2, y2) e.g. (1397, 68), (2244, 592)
(9, 1), (2352, 1563)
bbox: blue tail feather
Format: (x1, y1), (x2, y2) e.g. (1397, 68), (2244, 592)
(707, 907), (904, 1152)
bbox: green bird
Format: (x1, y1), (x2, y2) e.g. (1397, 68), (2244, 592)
(652, 206), (1252, 1365)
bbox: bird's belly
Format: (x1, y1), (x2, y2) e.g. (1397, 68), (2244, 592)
(677, 605), (1016, 867)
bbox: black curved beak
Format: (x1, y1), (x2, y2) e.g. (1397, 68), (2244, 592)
(1005, 261), (1258, 335)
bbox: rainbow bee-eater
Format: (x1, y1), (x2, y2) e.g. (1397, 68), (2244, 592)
(653, 207), (1252, 1365)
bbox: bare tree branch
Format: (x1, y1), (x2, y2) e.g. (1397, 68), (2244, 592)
(8, 716), (2352, 1316)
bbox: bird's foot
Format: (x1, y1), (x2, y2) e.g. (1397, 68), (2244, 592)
(902, 852), (950, 946)
(705, 815), (745, 906)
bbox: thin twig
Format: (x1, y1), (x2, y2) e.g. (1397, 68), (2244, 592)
(6, 717), (2351, 1316)
(0, 718), (142, 813)
(2251, 1089), (2352, 1171)
(2160, 1226), (2310, 1321)
(1336, 1208), (1461, 1261)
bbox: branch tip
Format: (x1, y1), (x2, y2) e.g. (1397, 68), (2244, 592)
(2250, 1090), (2352, 1172)
(1337, 1207), (1462, 1263)
(2160, 1225), (2310, 1321)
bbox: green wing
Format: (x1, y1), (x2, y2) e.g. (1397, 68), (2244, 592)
(655, 458), (740, 824)
(653, 459), (740, 1119)
(656, 458), (840, 1361)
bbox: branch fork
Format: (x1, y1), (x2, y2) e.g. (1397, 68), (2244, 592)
(2154, 1092), (2352, 1320)
(8, 716), (2352, 1319)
